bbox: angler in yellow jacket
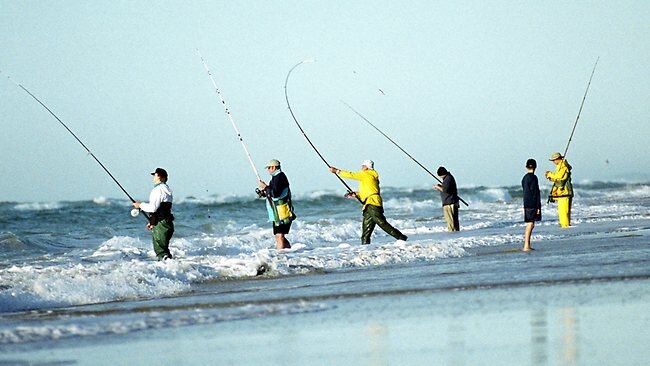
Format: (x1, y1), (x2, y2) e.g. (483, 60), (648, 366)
(329, 160), (407, 244)
(545, 152), (574, 228)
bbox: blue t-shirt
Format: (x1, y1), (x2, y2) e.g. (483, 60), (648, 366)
(522, 172), (541, 209)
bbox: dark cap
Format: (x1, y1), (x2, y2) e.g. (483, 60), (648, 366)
(436, 166), (448, 176)
(151, 168), (168, 178)
(525, 159), (537, 169)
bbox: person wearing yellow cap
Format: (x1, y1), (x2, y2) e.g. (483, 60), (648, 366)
(133, 168), (174, 260)
(258, 159), (296, 249)
(329, 160), (407, 244)
(545, 152), (574, 227)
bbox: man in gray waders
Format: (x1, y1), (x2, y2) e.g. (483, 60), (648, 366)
(133, 168), (174, 260)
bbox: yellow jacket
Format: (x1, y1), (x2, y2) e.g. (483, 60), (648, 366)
(338, 169), (383, 210)
(547, 160), (574, 198)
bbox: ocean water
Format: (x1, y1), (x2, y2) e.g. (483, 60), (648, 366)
(1, 181), (649, 361)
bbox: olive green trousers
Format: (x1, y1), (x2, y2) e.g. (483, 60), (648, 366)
(152, 219), (174, 260)
(362, 205), (407, 244)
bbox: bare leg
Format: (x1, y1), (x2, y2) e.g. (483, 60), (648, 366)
(523, 222), (534, 251)
(275, 233), (291, 250)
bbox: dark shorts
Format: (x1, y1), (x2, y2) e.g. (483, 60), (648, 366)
(524, 208), (542, 223)
(273, 222), (292, 235)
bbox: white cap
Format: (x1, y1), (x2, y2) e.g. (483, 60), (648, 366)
(362, 159), (374, 169)
(265, 159), (281, 168)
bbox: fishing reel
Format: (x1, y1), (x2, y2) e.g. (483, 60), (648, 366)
(344, 191), (357, 199)
(130, 208), (140, 217)
(255, 188), (267, 198)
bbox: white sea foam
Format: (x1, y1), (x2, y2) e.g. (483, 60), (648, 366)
(93, 196), (109, 205)
(13, 201), (63, 211)
(0, 300), (331, 344)
(473, 187), (513, 203)
(0, 227), (517, 313)
(293, 189), (341, 200)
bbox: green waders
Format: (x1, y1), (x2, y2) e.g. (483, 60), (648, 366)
(362, 205), (407, 244)
(152, 219), (174, 260)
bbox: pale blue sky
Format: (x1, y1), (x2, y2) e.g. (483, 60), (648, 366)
(2, 1), (649, 202)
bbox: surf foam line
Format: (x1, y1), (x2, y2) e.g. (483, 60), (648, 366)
(0, 301), (331, 345)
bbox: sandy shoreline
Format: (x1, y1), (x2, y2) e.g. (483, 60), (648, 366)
(2, 277), (648, 365)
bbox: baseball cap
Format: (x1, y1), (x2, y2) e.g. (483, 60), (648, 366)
(151, 168), (168, 178)
(265, 159), (281, 168)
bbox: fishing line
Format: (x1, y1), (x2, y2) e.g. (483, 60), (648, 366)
(4, 73), (149, 220)
(197, 49), (263, 182)
(341, 101), (469, 207)
(284, 60), (362, 203)
(562, 57), (599, 160)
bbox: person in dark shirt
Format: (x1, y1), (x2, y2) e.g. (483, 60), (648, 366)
(258, 159), (295, 249)
(434, 166), (460, 231)
(522, 159), (542, 251)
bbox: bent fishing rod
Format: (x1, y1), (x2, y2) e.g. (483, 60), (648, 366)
(284, 61), (362, 203)
(562, 57), (599, 160)
(5, 75), (149, 220)
(342, 101), (469, 207)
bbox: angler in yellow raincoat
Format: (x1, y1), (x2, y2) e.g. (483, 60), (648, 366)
(329, 160), (407, 244)
(545, 152), (574, 228)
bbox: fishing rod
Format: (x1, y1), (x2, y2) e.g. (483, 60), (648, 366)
(197, 49), (263, 183)
(562, 57), (599, 160)
(197, 49), (276, 211)
(546, 57), (599, 205)
(284, 60), (362, 203)
(5, 74), (149, 220)
(342, 101), (469, 207)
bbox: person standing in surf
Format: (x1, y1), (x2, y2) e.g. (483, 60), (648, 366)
(545, 152), (573, 228)
(133, 168), (174, 261)
(434, 166), (460, 232)
(522, 159), (542, 251)
(329, 160), (407, 244)
(258, 159), (295, 250)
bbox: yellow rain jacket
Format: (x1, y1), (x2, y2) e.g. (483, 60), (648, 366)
(338, 169), (383, 210)
(547, 160), (574, 199)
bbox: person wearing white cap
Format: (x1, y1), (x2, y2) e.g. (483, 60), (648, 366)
(258, 159), (295, 249)
(329, 160), (407, 244)
(133, 168), (174, 260)
(545, 152), (573, 227)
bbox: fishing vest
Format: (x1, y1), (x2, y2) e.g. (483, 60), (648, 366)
(266, 187), (296, 225)
(149, 201), (174, 226)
